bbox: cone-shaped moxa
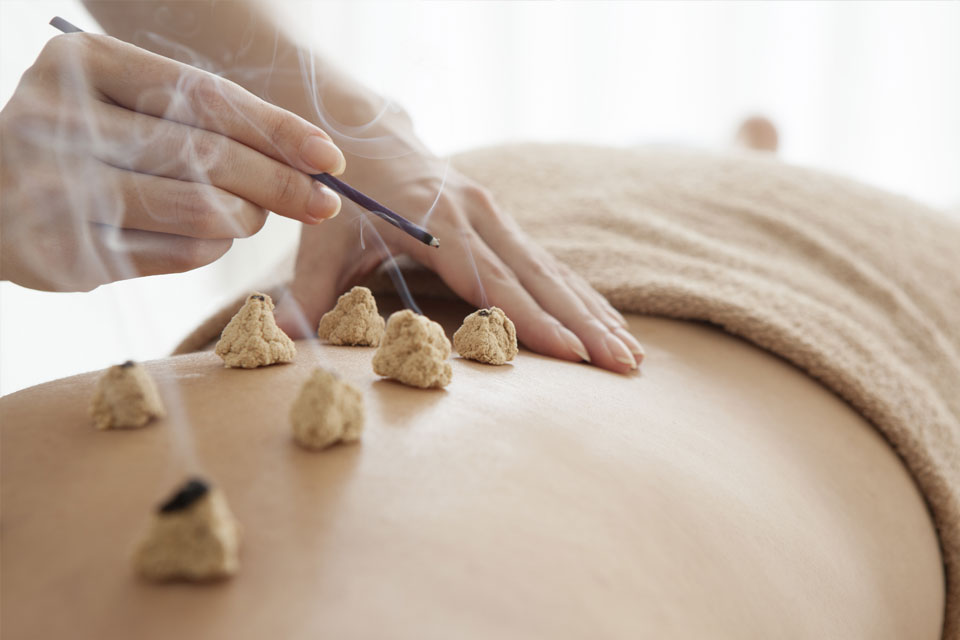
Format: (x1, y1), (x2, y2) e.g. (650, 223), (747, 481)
(453, 307), (518, 365)
(317, 286), (385, 347)
(90, 360), (165, 429)
(291, 368), (365, 450)
(372, 310), (452, 389)
(215, 293), (296, 368)
(134, 477), (241, 581)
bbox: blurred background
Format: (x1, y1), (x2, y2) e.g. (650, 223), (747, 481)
(2, 0), (958, 395)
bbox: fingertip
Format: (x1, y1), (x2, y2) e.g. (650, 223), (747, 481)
(635, 343), (646, 365)
(274, 290), (322, 340)
(300, 135), (346, 176)
(556, 325), (591, 363)
(329, 191), (342, 217)
(514, 320), (586, 364)
(331, 154), (346, 177)
(600, 332), (638, 374)
(306, 183), (341, 222)
(613, 327), (645, 365)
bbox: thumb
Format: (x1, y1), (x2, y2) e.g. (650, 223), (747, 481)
(274, 206), (392, 339)
(274, 276), (339, 340)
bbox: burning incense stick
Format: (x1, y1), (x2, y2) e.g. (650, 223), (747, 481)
(48, 16), (440, 249)
(312, 173), (439, 247)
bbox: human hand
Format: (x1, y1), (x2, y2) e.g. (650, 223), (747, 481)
(275, 146), (644, 374)
(0, 33), (345, 292)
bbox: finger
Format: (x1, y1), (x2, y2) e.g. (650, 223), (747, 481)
(274, 209), (380, 339)
(90, 165), (268, 240)
(275, 272), (343, 340)
(412, 229), (591, 364)
(75, 33), (346, 176)
(91, 102), (341, 224)
(87, 223), (233, 281)
(568, 283), (645, 365)
(557, 262), (628, 330)
(556, 264), (644, 363)
(473, 222), (637, 373)
(560, 265), (629, 329)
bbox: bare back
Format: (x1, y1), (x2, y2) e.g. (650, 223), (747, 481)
(0, 300), (944, 639)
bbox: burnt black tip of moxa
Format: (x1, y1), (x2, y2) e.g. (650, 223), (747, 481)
(478, 309), (491, 317)
(121, 360), (135, 368)
(159, 478), (210, 513)
(252, 294), (265, 301)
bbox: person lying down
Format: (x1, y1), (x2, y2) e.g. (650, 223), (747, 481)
(2, 142), (957, 640)
(0, 1), (956, 637)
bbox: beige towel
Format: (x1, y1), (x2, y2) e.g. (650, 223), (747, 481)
(176, 144), (960, 636)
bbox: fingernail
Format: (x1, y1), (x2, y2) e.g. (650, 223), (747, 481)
(612, 308), (629, 328)
(614, 327), (645, 364)
(307, 182), (341, 221)
(557, 326), (590, 362)
(300, 135), (346, 175)
(604, 332), (637, 370)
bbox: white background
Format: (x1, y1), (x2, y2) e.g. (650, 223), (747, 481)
(2, 0), (959, 395)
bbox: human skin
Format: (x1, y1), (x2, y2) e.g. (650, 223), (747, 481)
(83, 0), (643, 374)
(0, 32), (345, 292)
(0, 302), (944, 639)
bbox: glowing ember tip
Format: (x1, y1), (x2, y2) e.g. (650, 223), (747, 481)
(430, 237), (440, 248)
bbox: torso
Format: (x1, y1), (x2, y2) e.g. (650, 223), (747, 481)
(0, 300), (944, 639)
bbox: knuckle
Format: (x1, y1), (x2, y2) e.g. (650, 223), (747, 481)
(427, 199), (458, 225)
(463, 183), (501, 215)
(271, 167), (301, 209)
(172, 189), (216, 237)
(478, 253), (512, 284)
(469, 191), (510, 228)
(187, 74), (230, 119)
(527, 257), (555, 280)
(555, 261), (577, 279)
(263, 108), (294, 148)
(464, 182), (494, 205)
(186, 132), (224, 170)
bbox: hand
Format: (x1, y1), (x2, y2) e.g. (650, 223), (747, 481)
(0, 33), (345, 292)
(275, 143), (645, 374)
